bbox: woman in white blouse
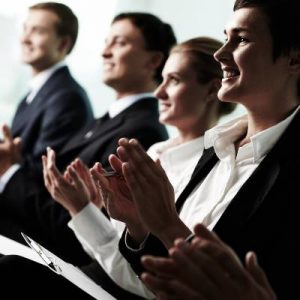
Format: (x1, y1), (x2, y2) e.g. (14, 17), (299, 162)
(42, 37), (236, 298)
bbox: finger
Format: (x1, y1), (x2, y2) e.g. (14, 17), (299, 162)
(141, 255), (177, 277)
(13, 137), (22, 150)
(169, 245), (218, 293)
(67, 166), (85, 190)
(109, 154), (123, 173)
(245, 252), (274, 293)
(193, 224), (221, 244)
(2, 124), (13, 142)
(186, 239), (246, 290)
(141, 273), (201, 300)
(47, 147), (56, 169)
(42, 155), (51, 187)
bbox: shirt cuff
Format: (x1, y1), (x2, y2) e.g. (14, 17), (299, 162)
(124, 229), (150, 252)
(0, 164), (21, 193)
(68, 203), (117, 247)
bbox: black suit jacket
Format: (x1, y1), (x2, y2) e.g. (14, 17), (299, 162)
(57, 97), (168, 170)
(0, 97), (168, 265)
(119, 109), (300, 300)
(11, 66), (93, 173)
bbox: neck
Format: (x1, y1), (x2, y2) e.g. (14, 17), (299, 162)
(115, 81), (157, 99)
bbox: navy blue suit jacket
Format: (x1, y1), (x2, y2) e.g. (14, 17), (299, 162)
(11, 66), (93, 172)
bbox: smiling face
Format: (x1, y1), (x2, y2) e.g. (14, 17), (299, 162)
(155, 52), (211, 130)
(101, 19), (155, 95)
(20, 9), (67, 74)
(214, 7), (294, 110)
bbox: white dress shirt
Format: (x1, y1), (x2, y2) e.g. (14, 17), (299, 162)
(68, 104), (300, 299)
(69, 136), (205, 298)
(26, 60), (66, 104)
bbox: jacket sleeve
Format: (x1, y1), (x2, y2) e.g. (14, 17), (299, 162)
(118, 229), (169, 276)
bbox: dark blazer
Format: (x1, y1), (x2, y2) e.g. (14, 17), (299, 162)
(0, 97), (168, 264)
(57, 97), (168, 170)
(119, 109), (300, 300)
(11, 66), (93, 172)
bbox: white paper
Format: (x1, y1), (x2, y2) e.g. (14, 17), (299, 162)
(0, 234), (116, 300)
(0, 234), (43, 264)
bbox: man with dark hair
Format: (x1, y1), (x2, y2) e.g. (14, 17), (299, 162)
(0, 11), (176, 300)
(0, 2), (93, 181)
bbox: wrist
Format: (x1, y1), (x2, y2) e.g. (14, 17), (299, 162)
(156, 217), (191, 249)
(126, 221), (149, 244)
(68, 200), (89, 217)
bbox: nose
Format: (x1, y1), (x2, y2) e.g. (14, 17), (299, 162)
(214, 42), (232, 64)
(101, 43), (112, 59)
(154, 82), (168, 100)
(20, 29), (30, 44)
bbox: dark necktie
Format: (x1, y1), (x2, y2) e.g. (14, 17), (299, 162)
(84, 113), (110, 139)
(175, 147), (218, 213)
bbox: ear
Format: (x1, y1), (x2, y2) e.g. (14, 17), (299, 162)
(288, 49), (300, 74)
(146, 52), (164, 71)
(205, 78), (221, 103)
(59, 36), (72, 54)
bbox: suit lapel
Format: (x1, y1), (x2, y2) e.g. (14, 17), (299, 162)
(214, 109), (300, 236)
(11, 67), (71, 136)
(61, 97), (159, 153)
(213, 155), (280, 238)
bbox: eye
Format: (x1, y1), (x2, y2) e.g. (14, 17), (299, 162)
(169, 76), (179, 85)
(238, 36), (249, 44)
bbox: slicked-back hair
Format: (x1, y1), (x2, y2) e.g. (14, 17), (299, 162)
(234, 0), (300, 97)
(30, 2), (78, 54)
(113, 12), (177, 84)
(171, 37), (236, 118)
(234, 0), (300, 59)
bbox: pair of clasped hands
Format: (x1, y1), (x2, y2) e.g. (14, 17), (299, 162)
(0, 125), (22, 177)
(42, 137), (276, 300)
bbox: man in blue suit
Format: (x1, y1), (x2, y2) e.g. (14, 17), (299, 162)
(0, 2), (93, 179)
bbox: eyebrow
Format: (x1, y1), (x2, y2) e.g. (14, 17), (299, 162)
(224, 27), (250, 35)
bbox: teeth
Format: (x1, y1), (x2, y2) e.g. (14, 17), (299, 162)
(223, 71), (238, 78)
(223, 71), (239, 78)
(103, 63), (113, 71)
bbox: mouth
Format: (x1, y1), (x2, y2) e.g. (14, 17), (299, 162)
(159, 102), (171, 112)
(103, 62), (114, 71)
(222, 67), (240, 80)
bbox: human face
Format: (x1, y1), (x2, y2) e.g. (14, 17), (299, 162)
(20, 9), (66, 74)
(214, 7), (292, 110)
(102, 19), (154, 95)
(155, 52), (210, 129)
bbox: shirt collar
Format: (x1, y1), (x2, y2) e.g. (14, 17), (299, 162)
(27, 60), (66, 103)
(108, 93), (154, 118)
(204, 105), (300, 162)
(156, 136), (204, 163)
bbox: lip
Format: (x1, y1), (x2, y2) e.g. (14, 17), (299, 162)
(159, 103), (171, 113)
(221, 66), (240, 81)
(103, 63), (114, 71)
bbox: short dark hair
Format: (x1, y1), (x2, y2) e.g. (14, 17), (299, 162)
(234, 0), (300, 59)
(234, 0), (300, 97)
(112, 12), (177, 84)
(30, 2), (78, 54)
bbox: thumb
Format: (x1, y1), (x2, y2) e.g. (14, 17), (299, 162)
(13, 137), (22, 149)
(245, 251), (275, 293)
